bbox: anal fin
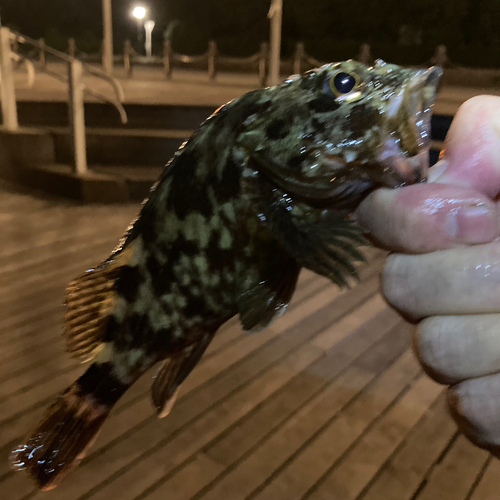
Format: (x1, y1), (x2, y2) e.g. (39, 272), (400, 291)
(151, 334), (213, 418)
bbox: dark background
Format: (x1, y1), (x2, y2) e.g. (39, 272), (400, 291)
(1, 0), (499, 67)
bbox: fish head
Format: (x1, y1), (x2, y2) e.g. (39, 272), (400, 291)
(236, 60), (442, 209)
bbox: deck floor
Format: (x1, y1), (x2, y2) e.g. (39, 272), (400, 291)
(0, 184), (496, 500)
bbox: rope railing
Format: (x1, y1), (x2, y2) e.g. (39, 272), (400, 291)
(163, 40), (268, 86)
(34, 36), (455, 86)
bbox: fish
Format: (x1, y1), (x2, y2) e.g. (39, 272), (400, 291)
(10, 60), (442, 490)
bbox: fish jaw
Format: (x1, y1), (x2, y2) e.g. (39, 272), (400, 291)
(375, 65), (442, 187)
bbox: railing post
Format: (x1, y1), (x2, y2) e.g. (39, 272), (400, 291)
(258, 42), (268, 87)
(101, 40), (106, 70)
(356, 43), (372, 65)
(0, 27), (19, 130)
(268, 0), (283, 86)
(208, 40), (217, 81)
(124, 39), (132, 77)
(68, 38), (76, 58)
(294, 42), (304, 75)
(67, 60), (88, 175)
(163, 40), (172, 79)
(39, 37), (46, 67)
(102, 0), (114, 75)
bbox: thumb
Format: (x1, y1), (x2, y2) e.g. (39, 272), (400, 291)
(430, 95), (500, 198)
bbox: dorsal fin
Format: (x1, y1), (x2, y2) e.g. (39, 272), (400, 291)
(64, 244), (135, 362)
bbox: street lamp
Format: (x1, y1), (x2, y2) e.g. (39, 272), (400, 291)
(132, 6), (146, 20)
(144, 20), (155, 58)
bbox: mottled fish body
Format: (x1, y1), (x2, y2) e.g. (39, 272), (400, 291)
(11, 60), (441, 490)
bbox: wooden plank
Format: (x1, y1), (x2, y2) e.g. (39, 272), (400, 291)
(468, 458), (500, 500)
(414, 435), (490, 500)
(0, 207), (135, 258)
(0, 214), (129, 274)
(0, 241), (116, 308)
(360, 396), (458, 500)
(0, 365), (85, 425)
(305, 376), (443, 500)
(192, 324), (413, 500)
(145, 454), (225, 500)
(248, 350), (421, 500)
(144, 312), (408, 500)
(203, 304), (399, 467)
(104, 303), (400, 500)
(0, 233), (119, 289)
(0, 308), (63, 347)
(0, 214), (133, 264)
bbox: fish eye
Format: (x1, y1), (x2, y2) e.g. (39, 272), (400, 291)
(327, 71), (362, 99)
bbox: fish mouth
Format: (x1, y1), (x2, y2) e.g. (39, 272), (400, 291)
(251, 151), (377, 211)
(373, 138), (430, 187)
(376, 65), (442, 187)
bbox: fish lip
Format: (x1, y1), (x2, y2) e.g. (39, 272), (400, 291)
(250, 152), (375, 209)
(374, 138), (430, 187)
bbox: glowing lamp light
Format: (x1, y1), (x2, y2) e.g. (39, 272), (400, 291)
(133, 6), (147, 20)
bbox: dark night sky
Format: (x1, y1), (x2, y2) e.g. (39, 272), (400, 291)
(0, 0), (499, 65)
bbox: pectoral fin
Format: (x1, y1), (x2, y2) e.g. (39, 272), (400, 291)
(242, 169), (368, 288)
(238, 255), (300, 332)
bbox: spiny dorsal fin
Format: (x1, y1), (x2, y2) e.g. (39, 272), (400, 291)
(64, 243), (135, 362)
(151, 334), (213, 418)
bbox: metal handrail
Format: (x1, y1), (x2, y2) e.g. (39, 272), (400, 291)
(11, 31), (126, 106)
(0, 27), (129, 175)
(84, 65), (125, 103)
(10, 53), (35, 89)
(27, 58), (128, 125)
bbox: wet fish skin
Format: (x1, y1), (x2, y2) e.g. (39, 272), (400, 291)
(10, 60), (441, 490)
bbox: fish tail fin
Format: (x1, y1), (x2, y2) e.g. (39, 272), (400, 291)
(10, 361), (128, 491)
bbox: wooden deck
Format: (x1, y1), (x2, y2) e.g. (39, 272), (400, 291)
(0, 183), (496, 500)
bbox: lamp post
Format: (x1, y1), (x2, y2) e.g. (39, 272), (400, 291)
(268, 0), (283, 86)
(144, 20), (155, 58)
(132, 6), (147, 46)
(102, 0), (113, 74)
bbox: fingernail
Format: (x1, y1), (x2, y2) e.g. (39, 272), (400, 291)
(446, 205), (497, 243)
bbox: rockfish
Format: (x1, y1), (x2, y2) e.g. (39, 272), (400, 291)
(11, 60), (441, 490)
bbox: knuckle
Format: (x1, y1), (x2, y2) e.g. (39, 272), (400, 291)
(415, 317), (455, 384)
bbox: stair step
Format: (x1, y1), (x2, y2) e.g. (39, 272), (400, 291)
(17, 101), (216, 130)
(49, 127), (190, 167)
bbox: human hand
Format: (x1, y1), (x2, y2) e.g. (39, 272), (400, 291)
(355, 95), (500, 456)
